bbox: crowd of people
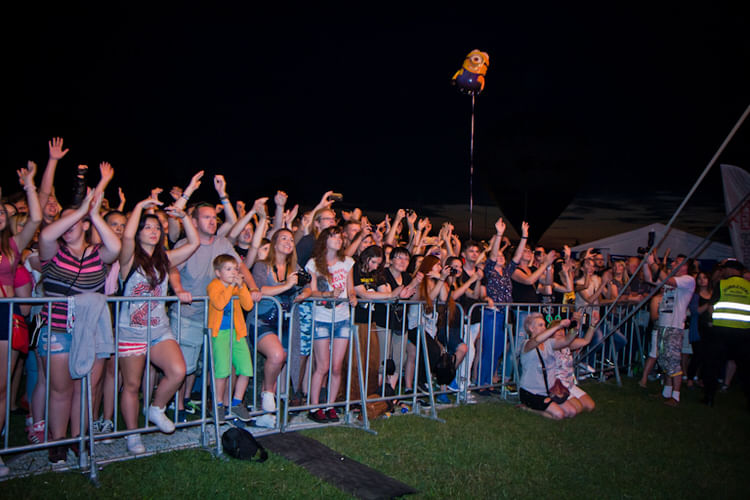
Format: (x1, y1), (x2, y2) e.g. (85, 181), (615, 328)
(0, 137), (748, 475)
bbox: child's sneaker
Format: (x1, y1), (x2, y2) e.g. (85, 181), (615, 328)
(228, 404), (252, 422)
(148, 405), (175, 434)
(126, 433), (146, 454)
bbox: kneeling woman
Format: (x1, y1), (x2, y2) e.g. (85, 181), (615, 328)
(519, 313), (578, 420)
(552, 311), (598, 414)
(117, 195), (199, 453)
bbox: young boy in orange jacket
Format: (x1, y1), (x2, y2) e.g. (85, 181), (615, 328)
(207, 254), (254, 421)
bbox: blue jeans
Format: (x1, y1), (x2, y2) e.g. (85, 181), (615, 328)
(479, 309), (506, 387)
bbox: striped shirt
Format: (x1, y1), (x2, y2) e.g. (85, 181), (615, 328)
(41, 244), (107, 331)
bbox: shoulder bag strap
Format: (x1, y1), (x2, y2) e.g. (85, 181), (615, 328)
(535, 346), (551, 396)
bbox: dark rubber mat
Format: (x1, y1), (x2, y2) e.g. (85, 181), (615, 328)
(258, 432), (417, 500)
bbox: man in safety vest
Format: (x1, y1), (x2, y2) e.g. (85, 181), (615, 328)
(704, 259), (750, 408)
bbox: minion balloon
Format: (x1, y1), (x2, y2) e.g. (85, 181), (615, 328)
(451, 49), (489, 95)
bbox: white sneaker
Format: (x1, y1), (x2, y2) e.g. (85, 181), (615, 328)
(148, 405), (176, 434)
(0, 456), (9, 477)
(126, 434), (146, 454)
(261, 391), (276, 412)
(253, 413), (276, 429)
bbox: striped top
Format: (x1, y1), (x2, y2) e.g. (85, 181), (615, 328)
(41, 244), (107, 331)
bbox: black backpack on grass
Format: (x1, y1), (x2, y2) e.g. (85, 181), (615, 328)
(222, 427), (268, 462)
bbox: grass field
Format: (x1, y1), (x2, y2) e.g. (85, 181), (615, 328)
(3, 378), (748, 499)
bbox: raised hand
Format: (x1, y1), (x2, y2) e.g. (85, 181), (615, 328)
(187, 170), (204, 193)
(99, 162), (115, 185)
(118, 187), (126, 207)
(150, 187), (163, 201)
(213, 175), (227, 197)
(495, 217), (506, 235)
(406, 210), (418, 226)
(17, 161), (37, 188)
(139, 194), (163, 211)
(319, 190), (334, 208)
(521, 221), (529, 238)
(274, 190), (288, 206)
(252, 197), (269, 217)
(48, 137), (69, 160)
(284, 204), (299, 226)
(164, 205), (186, 219)
(88, 189), (104, 215)
(395, 208), (406, 221)
(235, 200), (246, 218)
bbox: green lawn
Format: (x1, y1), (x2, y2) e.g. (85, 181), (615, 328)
(3, 379), (748, 499)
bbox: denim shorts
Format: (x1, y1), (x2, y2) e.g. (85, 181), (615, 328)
(39, 330), (109, 359)
(313, 319), (351, 341)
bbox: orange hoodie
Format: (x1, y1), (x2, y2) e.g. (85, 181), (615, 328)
(206, 279), (254, 341)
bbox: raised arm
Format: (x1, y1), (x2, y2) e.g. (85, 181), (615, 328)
(214, 175), (237, 237)
(271, 190), (287, 236)
(385, 209), (405, 246)
(245, 204), (269, 269)
(39, 189), (93, 261)
(169, 170), (204, 242)
(524, 319), (570, 352)
(228, 197), (267, 242)
(513, 249), (554, 286)
(88, 190), (121, 264)
(38, 137), (69, 210)
(120, 195), (163, 276)
(165, 206), (199, 267)
(489, 217), (506, 261)
(511, 221), (529, 264)
(13, 161), (42, 251)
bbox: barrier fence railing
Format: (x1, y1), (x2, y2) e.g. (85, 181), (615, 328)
(0, 294), (646, 481)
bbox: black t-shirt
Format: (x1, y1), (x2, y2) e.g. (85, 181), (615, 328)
(382, 268), (412, 330)
(296, 234), (315, 268)
(458, 270), (482, 323)
(352, 265), (388, 324)
(512, 266), (539, 303)
(234, 245), (249, 260)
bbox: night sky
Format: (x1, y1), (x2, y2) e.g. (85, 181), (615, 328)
(3, 5), (749, 246)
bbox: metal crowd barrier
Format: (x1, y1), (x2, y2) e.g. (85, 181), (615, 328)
(1, 294), (647, 482)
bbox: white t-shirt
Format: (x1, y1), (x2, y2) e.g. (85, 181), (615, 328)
(305, 256), (354, 323)
(657, 274), (695, 328)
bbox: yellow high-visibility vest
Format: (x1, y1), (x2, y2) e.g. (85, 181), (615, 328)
(712, 276), (750, 329)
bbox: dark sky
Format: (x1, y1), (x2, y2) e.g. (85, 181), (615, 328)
(2, 5), (749, 242)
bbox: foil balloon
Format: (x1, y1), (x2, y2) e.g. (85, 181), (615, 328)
(451, 49), (489, 95)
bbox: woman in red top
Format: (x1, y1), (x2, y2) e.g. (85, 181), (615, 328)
(0, 163), (41, 475)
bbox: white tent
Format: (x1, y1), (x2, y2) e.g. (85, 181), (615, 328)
(570, 223), (734, 261)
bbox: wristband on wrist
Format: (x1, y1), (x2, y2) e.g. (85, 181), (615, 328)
(220, 196), (229, 202)
(181, 193), (189, 200)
